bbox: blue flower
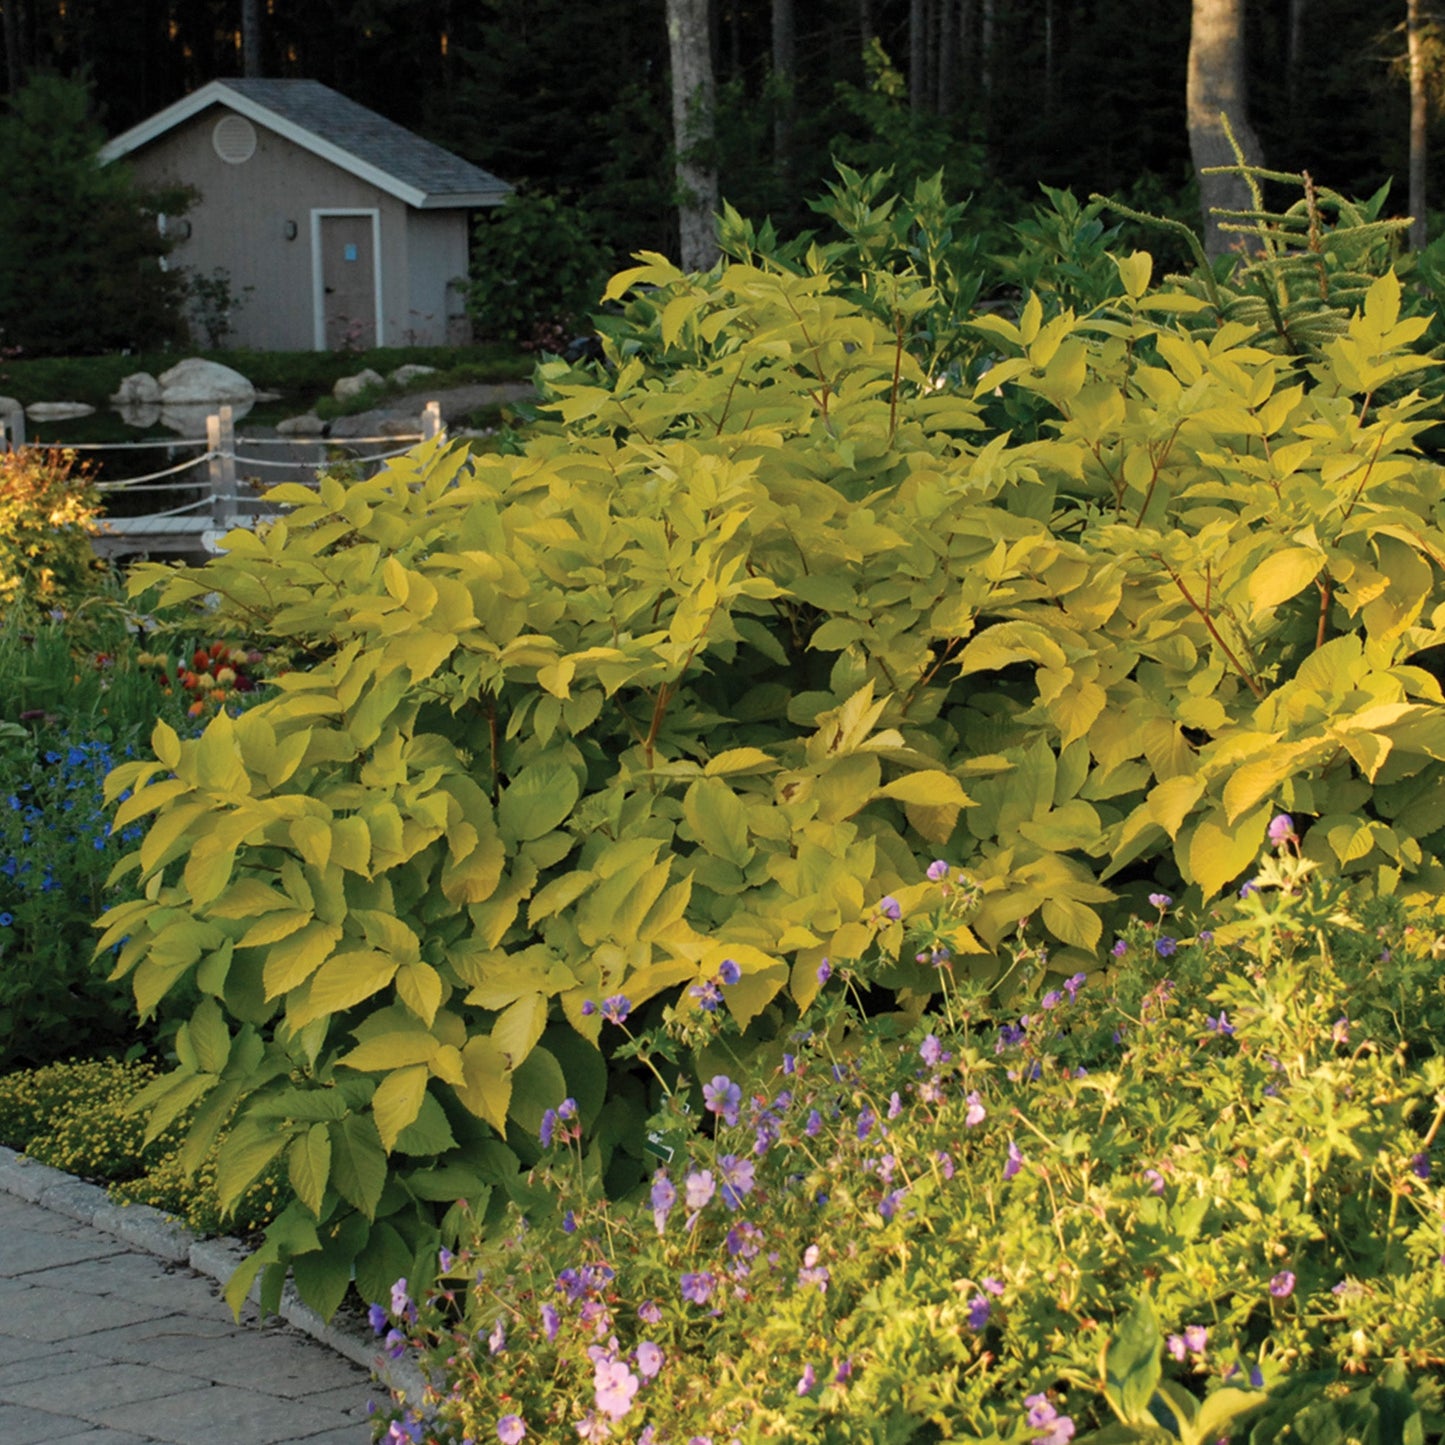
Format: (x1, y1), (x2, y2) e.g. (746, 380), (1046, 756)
(717, 958), (741, 986)
(0, 913), (12, 928)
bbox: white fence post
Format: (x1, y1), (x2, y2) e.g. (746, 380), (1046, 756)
(207, 407), (237, 526)
(422, 400), (444, 442)
(1, 408), (24, 450)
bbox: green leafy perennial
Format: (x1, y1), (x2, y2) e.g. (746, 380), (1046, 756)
(100, 231), (1445, 1316)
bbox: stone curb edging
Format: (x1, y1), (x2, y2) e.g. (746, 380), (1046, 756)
(0, 1144), (427, 1402)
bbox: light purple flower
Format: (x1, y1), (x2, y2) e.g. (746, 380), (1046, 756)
(600, 994), (632, 1025)
(498, 1415), (527, 1444)
(390, 1278), (412, 1318)
(1166, 1333), (1187, 1362)
(541, 1303), (560, 1341)
(927, 859), (950, 882)
(1026, 1394), (1076, 1445)
(1111, 938), (1128, 957)
(558, 1098), (578, 1120)
(680, 1271), (717, 1305)
(796, 1363), (816, 1395)
(1269, 1270), (1296, 1298)
(690, 979), (723, 1011)
(717, 958), (741, 985)
(703, 1075), (742, 1126)
(1206, 1011), (1234, 1036)
(1412, 1152), (1431, 1180)
(1004, 1140), (1024, 1180)
(635, 1340), (664, 1379)
(805, 1108), (823, 1136)
(878, 895), (902, 921)
(967, 1295), (991, 1329)
(982, 1277), (1005, 1295)
(1240, 880), (1258, 898)
(965, 1092), (986, 1127)
(581, 999), (597, 1015)
(817, 958), (832, 984)
(594, 1357), (640, 1420)
(1185, 1325), (1207, 1353)
(638, 1300), (663, 1325)
(1333, 1017), (1350, 1045)
(1041, 990), (1062, 1010)
(367, 1302), (388, 1334)
(857, 1106), (875, 1140)
(651, 1172), (676, 1233)
(887, 1091), (903, 1119)
(919, 1033), (944, 1067)
(1145, 1168), (1165, 1194)
(488, 1317), (506, 1354)
(1155, 936), (1177, 957)
(1268, 813), (1295, 846)
(1148, 892), (1172, 910)
(685, 1169), (716, 1211)
(718, 1154), (756, 1209)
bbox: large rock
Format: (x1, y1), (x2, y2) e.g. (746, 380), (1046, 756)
(26, 401), (95, 420)
(332, 368), (385, 402)
(330, 409), (424, 439)
(276, 413), (326, 436)
(157, 358), (255, 404)
(110, 372), (161, 405)
(389, 363), (439, 388)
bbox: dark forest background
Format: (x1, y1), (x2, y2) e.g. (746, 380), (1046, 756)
(0, 1), (1435, 272)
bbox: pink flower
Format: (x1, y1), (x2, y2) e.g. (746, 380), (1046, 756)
(594, 1357), (640, 1419)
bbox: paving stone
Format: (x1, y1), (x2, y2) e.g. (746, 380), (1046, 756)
(0, 1156), (72, 1202)
(0, 1399), (96, 1445)
(154, 1332), (368, 1397)
(0, 1222), (124, 1277)
(0, 1357), (205, 1410)
(99, 1381), (359, 1445)
(46, 1431), (155, 1445)
(21, 1252), (222, 1313)
(290, 1425), (374, 1444)
(0, 1281), (169, 1342)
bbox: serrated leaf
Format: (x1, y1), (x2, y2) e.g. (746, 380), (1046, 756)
(456, 1035), (512, 1133)
(395, 961), (443, 1026)
(288, 1122), (332, 1216)
(330, 1113), (387, 1219)
(1248, 547), (1322, 617)
(215, 1118), (289, 1215)
(497, 762), (580, 843)
(371, 1063), (430, 1152)
(492, 991), (548, 1069)
(1184, 804), (1270, 898)
(876, 771), (974, 808)
(337, 1031), (438, 1073)
(1103, 1293), (1162, 1426)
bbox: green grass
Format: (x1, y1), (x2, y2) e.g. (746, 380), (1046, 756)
(0, 342), (529, 411)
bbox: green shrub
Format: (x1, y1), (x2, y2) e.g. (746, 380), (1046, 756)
(99, 176), (1445, 1322)
(467, 190), (609, 347)
(367, 837), (1445, 1444)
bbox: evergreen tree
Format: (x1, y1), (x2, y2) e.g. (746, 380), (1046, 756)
(0, 73), (187, 355)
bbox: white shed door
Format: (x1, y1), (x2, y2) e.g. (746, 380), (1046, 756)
(320, 215), (377, 350)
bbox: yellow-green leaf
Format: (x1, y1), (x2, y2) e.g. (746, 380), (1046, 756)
(372, 1064), (429, 1152)
(288, 1122), (332, 1216)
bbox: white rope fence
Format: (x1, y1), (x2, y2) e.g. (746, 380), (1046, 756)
(13, 399), (447, 557)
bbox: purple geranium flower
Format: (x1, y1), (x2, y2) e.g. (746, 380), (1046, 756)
(1026, 1395), (1076, 1445)
(817, 958), (832, 984)
(680, 1271), (717, 1305)
(1155, 936), (1177, 957)
(702, 1075), (742, 1126)
(927, 859), (950, 881)
(594, 1357), (640, 1420)
(600, 994), (631, 1025)
(967, 1295), (991, 1329)
(684, 1169), (716, 1213)
(1148, 892), (1172, 910)
(541, 1302), (560, 1341)
(717, 958), (742, 985)
(1268, 813), (1295, 846)
(635, 1340), (664, 1379)
(1269, 1270), (1296, 1298)
(1003, 1140), (1024, 1180)
(965, 1092), (986, 1127)
(718, 1154), (756, 1209)
(878, 895), (902, 921)
(651, 1172), (676, 1233)
(498, 1415), (527, 1444)
(797, 1363), (816, 1396)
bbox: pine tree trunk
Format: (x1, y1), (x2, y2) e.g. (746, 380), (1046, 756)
(666, 0), (720, 272)
(1286, 0), (1307, 111)
(910, 0), (928, 113)
(2, 0), (25, 96)
(1187, 0), (1264, 259)
(936, 0), (957, 114)
(773, 0), (795, 185)
(241, 0), (262, 77)
(1408, 0), (1428, 250)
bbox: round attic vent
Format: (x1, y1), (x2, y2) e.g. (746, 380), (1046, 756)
(212, 114), (257, 164)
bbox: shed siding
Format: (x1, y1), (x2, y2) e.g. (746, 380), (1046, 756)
(126, 105), (415, 350)
(405, 211), (471, 346)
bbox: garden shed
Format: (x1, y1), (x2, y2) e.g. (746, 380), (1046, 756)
(99, 79), (512, 351)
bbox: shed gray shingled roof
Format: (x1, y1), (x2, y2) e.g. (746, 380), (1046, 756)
(220, 78), (509, 203)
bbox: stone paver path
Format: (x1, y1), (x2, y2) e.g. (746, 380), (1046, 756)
(0, 1191), (376, 1444)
